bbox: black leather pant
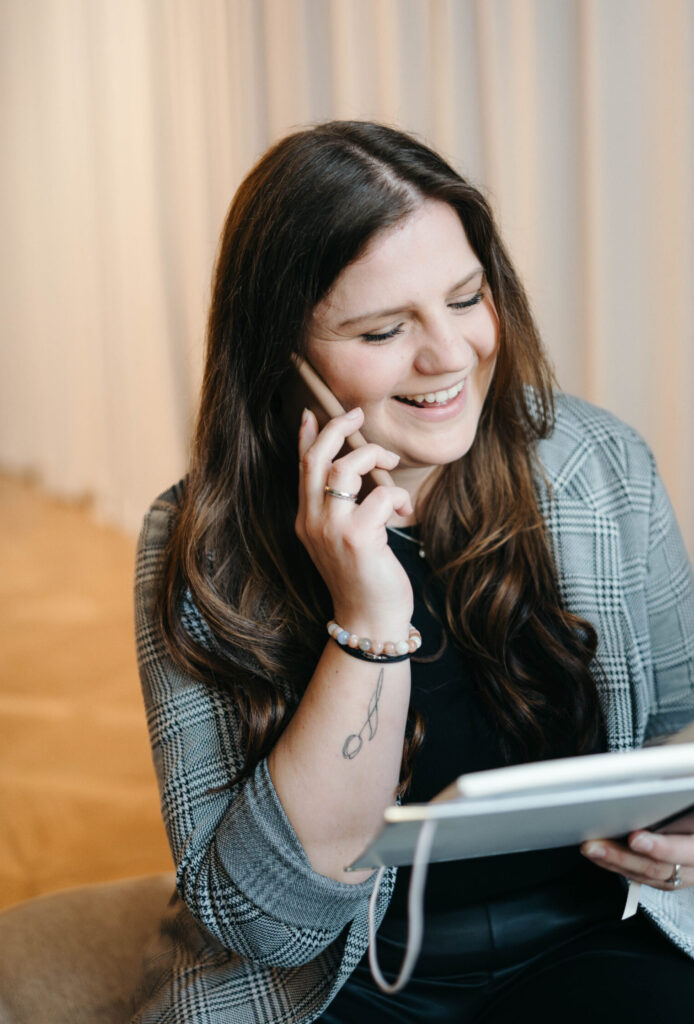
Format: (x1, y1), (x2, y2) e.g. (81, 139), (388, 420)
(318, 868), (694, 1023)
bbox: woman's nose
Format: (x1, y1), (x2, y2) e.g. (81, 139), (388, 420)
(413, 319), (475, 376)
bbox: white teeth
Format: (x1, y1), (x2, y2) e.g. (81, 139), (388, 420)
(400, 380), (465, 405)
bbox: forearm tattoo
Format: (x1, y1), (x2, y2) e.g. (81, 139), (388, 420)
(342, 668), (384, 760)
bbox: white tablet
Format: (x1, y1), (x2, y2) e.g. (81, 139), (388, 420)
(349, 743), (694, 870)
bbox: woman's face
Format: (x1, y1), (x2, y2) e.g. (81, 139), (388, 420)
(305, 199), (499, 492)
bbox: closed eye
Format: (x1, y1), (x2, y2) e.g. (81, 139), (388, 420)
(361, 290), (484, 342)
(449, 291), (484, 311)
(360, 324), (405, 343)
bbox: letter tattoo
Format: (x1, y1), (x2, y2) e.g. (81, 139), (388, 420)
(342, 668), (384, 760)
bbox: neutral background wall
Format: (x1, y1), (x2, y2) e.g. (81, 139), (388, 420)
(1, 0), (693, 554)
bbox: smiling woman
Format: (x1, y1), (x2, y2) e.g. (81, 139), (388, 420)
(306, 200), (498, 487)
(131, 122), (694, 1024)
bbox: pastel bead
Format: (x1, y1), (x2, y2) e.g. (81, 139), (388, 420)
(327, 619), (421, 660)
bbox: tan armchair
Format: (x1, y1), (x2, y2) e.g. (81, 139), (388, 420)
(0, 873), (175, 1024)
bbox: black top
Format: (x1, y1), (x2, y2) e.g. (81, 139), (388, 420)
(383, 527), (606, 922)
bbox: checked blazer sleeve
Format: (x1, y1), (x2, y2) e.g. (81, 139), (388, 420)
(537, 395), (694, 751)
(641, 459), (694, 741)
(134, 488), (381, 967)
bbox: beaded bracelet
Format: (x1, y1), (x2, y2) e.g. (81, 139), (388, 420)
(327, 619), (422, 663)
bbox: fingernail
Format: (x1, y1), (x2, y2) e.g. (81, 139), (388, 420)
(301, 408), (310, 426)
(584, 842), (606, 858)
(630, 834), (653, 853)
(346, 407), (362, 419)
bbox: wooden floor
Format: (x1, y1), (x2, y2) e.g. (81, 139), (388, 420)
(0, 474), (172, 909)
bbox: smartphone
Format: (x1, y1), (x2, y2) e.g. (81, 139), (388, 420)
(284, 354), (393, 494)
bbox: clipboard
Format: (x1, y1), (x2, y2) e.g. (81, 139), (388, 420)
(350, 743), (694, 871)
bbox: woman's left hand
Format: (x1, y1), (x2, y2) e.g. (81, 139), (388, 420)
(581, 831), (694, 890)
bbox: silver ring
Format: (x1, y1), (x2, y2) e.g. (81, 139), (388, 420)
(324, 486), (358, 502)
(667, 863), (682, 888)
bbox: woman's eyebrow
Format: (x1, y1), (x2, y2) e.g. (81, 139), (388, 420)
(337, 266), (484, 328)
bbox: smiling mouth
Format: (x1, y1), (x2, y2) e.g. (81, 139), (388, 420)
(394, 379), (465, 408)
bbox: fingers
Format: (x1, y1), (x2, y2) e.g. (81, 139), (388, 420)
(298, 407), (405, 517)
(325, 446), (400, 497)
(628, 829), (694, 864)
(298, 407), (319, 457)
(298, 406), (364, 511)
(296, 408), (320, 527)
(581, 833), (694, 890)
(357, 483), (414, 524)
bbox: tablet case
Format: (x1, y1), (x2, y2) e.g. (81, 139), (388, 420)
(349, 743), (694, 870)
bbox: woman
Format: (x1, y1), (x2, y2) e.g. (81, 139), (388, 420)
(132, 122), (694, 1023)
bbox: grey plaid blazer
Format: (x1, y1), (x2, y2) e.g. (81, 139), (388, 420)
(131, 394), (694, 1024)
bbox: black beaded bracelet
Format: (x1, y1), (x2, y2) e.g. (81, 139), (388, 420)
(331, 642), (412, 664)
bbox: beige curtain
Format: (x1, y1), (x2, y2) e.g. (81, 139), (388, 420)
(1, 0), (692, 554)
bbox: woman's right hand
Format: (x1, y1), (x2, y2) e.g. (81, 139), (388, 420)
(270, 407), (416, 881)
(295, 407), (415, 634)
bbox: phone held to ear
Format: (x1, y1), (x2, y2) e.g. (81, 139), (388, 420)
(286, 354), (394, 494)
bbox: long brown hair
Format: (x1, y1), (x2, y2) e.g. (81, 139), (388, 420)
(159, 122), (603, 791)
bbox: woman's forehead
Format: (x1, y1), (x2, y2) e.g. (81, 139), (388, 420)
(314, 201), (480, 325)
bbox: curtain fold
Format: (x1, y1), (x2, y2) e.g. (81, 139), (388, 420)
(1, 0), (692, 552)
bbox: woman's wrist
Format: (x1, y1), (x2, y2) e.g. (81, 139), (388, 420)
(327, 617), (420, 659)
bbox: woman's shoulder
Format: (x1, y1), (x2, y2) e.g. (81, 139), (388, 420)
(138, 479), (187, 551)
(537, 391), (655, 497)
(147, 478), (187, 515)
(155, 478), (187, 505)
